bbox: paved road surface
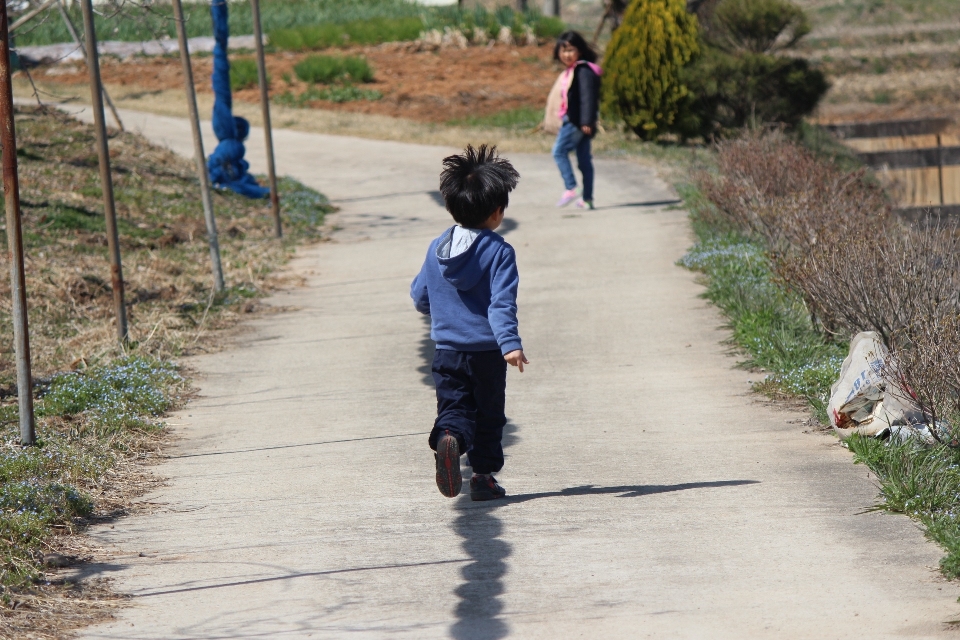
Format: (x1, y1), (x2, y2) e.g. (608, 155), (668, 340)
(72, 108), (960, 639)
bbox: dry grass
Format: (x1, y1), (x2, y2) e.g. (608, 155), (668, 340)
(0, 106), (331, 638)
(0, 105), (331, 383)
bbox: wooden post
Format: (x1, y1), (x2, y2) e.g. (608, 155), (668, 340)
(937, 134), (945, 206)
(249, 0), (281, 238)
(80, 0), (127, 341)
(0, 2), (35, 445)
(171, 0), (224, 292)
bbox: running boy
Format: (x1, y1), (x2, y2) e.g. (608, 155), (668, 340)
(411, 145), (528, 501)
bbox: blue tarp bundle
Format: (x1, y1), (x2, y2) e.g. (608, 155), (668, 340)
(207, 0), (270, 199)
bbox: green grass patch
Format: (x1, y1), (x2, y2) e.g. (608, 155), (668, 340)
(38, 357), (182, 436)
(16, 0), (428, 46)
(276, 85), (382, 107)
(293, 55), (374, 84)
(270, 17), (423, 50)
(676, 182), (845, 422)
(276, 175), (335, 228)
(16, 1), (563, 49)
(230, 58), (262, 91)
(847, 434), (960, 578)
(0, 355), (184, 589)
(448, 106), (543, 130)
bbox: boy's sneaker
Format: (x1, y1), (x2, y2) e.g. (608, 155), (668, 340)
(556, 189), (578, 207)
(470, 474), (507, 501)
(575, 198), (594, 210)
(435, 431), (462, 498)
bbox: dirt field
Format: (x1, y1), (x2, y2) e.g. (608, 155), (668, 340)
(793, 0), (960, 131)
(31, 43), (560, 125)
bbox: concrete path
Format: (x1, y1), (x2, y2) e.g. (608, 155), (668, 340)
(75, 108), (960, 639)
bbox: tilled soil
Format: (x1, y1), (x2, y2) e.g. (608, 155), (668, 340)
(34, 43), (561, 124)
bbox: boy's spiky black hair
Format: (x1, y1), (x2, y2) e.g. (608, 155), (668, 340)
(439, 144), (520, 228)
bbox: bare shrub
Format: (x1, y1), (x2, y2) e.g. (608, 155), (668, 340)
(694, 131), (960, 348)
(883, 315), (960, 446)
(696, 131), (890, 250)
(776, 220), (960, 347)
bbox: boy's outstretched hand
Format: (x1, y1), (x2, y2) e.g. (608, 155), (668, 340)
(504, 350), (529, 372)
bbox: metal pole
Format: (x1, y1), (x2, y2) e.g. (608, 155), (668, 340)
(80, 0), (127, 341)
(0, 3), (35, 445)
(172, 0), (224, 292)
(249, 0), (281, 238)
(57, 0), (123, 131)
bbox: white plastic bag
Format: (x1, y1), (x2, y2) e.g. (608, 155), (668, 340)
(829, 332), (926, 440)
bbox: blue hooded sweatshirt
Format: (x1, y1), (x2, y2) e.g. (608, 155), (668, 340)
(411, 226), (522, 355)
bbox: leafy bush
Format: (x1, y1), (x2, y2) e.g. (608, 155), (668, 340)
(681, 51), (827, 134)
(532, 15), (566, 39)
(293, 55), (374, 84)
(679, 0), (828, 137)
(709, 0), (810, 53)
(601, 0), (701, 140)
(230, 58), (261, 92)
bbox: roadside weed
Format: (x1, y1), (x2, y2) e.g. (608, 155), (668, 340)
(677, 217), (844, 414)
(293, 55), (374, 84)
(448, 106), (543, 131)
(39, 358), (183, 436)
(848, 434), (960, 578)
(270, 17), (423, 50)
(230, 59), (262, 91)
(0, 357), (182, 589)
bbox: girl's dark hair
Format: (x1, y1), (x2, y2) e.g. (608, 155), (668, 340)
(439, 145), (520, 228)
(553, 30), (597, 64)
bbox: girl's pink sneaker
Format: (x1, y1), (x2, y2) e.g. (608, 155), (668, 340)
(556, 189), (578, 207)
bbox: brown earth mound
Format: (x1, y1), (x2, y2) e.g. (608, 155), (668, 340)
(33, 43), (561, 124)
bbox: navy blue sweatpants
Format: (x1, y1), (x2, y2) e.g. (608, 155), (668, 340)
(428, 349), (507, 475)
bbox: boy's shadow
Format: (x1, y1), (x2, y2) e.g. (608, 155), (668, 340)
(450, 420), (518, 640)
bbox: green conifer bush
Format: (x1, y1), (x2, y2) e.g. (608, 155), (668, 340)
(600, 0), (700, 140)
(682, 0), (827, 138)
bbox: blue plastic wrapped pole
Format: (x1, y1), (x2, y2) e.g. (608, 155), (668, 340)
(208, 0), (270, 199)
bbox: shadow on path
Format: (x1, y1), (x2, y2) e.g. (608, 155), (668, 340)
(334, 189), (445, 204)
(450, 421), (519, 640)
(592, 198), (682, 211)
(447, 476), (757, 639)
(486, 479), (759, 507)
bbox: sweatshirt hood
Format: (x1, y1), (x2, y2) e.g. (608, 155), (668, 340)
(435, 227), (499, 291)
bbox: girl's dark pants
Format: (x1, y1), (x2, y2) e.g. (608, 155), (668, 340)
(429, 349), (507, 475)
